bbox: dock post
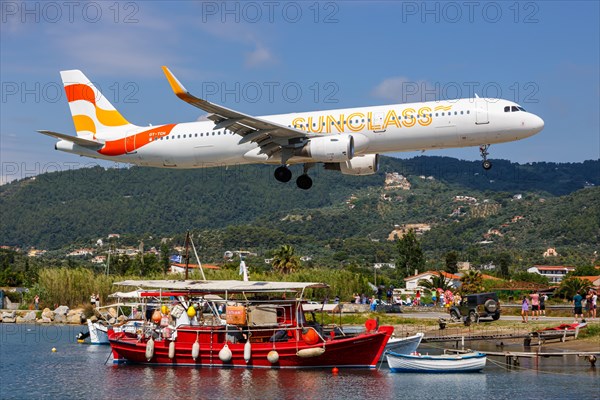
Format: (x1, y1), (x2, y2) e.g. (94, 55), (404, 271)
(461, 336), (464, 350)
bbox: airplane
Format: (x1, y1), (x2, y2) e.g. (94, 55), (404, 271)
(39, 68), (544, 190)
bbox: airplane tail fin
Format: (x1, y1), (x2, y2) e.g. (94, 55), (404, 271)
(60, 70), (138, 139)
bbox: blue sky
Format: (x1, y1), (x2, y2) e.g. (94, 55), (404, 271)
(1, 1), (599, 183)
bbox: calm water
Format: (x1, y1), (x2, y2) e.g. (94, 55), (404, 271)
(1, 324), (598, 399)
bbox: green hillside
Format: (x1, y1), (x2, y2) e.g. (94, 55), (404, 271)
(0, 156), (598, 267)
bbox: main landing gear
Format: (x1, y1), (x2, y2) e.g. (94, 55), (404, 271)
(274, 166), (292, 182)
(273, 164), (313, 190)
(480, 144), (492, 170)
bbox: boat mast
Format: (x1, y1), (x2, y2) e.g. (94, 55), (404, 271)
(184, 231), (190, 280)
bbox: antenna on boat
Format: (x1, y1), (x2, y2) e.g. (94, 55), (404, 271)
(184, 231), (190, 280)
(189, 235), (206, 281)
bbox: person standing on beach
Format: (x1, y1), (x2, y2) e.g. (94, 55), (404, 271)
(540, 293), (548, 317)
(90, 293), (96, 308)
(530, 291), (540, 320)
(591, 291), (597, 319)
(573, 291), (583, 323)
(521, 296), (529, 323)
(34, 295), (40, 310)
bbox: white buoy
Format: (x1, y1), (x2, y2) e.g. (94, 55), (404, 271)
(244, 340), (252, 363)
(169, 341), (176, 359)
(296, 347), (325, 358)
(267, 350), (279, 364)
(145, 337), (155, 361)
(191, 340), (200, 360)
(219, 343), (232, 362)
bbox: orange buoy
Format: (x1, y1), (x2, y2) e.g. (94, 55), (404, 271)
(302, 328), (319, 345)
(151, 310), (162, 324)
(332, 367), (339, 374)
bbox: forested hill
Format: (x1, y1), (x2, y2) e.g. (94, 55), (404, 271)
(0, 156), (598, 250)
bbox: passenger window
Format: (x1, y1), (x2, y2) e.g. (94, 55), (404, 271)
(460, 111), (463, 115)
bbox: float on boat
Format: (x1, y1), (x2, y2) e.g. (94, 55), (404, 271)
(108, 279), (394, 369)
(386, 350), (487, 373)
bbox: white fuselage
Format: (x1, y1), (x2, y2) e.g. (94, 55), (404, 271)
(56, 97), (544, 168)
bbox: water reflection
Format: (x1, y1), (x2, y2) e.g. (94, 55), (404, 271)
(1, 324), (598, 400)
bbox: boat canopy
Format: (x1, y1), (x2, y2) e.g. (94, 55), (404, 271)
(108, 289), (145, 299)
(114, 279), (329, 294)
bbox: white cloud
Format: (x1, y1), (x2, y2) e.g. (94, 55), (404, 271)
(244, 45), (275, 68)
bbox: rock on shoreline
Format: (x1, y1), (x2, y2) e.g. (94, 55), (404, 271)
(1, 307), (85, 325)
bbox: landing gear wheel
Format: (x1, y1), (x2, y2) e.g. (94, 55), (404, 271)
(296, 174), (313, 190)
(274, 166), (292, 183)
(479, 144), (492, 170)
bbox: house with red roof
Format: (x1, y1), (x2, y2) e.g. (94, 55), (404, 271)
(404, 270), (461, 290)
(527, 265), (576, 284)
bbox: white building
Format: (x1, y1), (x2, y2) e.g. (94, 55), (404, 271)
(527, 265), (576, 284)
(403, 271), (461, 290)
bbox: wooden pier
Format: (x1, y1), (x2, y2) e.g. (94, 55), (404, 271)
(445, 348), (599, 368)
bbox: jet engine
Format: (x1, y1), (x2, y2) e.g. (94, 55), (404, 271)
(325, 154), (379, 176)
(296, 135), (354, 162)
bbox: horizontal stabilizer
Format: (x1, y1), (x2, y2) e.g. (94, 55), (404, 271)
(37, 130), (103, 150)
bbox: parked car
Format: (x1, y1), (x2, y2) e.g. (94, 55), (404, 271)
(449, 292), (500, 324)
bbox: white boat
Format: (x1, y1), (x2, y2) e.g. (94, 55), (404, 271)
(83, 290), (146, 345)
(386, 351), (486, 373)
(385, 332), (424, 355)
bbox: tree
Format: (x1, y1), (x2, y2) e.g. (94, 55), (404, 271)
(418, 273), (453, 292)
(497, 252), (511, 279)
(271, 245), (302, 274)
(444, 251), (459, 274)
(460, 270), (484, 294)
(396, 229), (425, 279)
(568, 265), (599, 277)
(511, 271), (550, 286)
(555, 277), (592, 299)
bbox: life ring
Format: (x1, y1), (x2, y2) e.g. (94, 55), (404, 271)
(365, 319), (377, 332)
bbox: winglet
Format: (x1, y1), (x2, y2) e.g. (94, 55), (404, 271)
(161, 66), (189, 98)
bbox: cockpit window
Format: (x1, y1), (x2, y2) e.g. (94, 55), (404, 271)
(517, 106), (526, 112)
(511, 106), (519, 112)
(504, 106), (510, 112)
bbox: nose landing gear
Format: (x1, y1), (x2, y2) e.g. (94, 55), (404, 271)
(480, 145), (492, 170)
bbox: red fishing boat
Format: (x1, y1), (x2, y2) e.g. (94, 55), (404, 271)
(108, 279), (393, 369)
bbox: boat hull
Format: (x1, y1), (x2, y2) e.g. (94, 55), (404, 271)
(386, 351), (486, 373)
(87, 320), (109, 345)
(109, 325), (394, 369)
(384, 332), (424, 355)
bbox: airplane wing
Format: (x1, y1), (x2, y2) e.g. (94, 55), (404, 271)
(38, 130), (104, 150)
(162, 66), (315, 159)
